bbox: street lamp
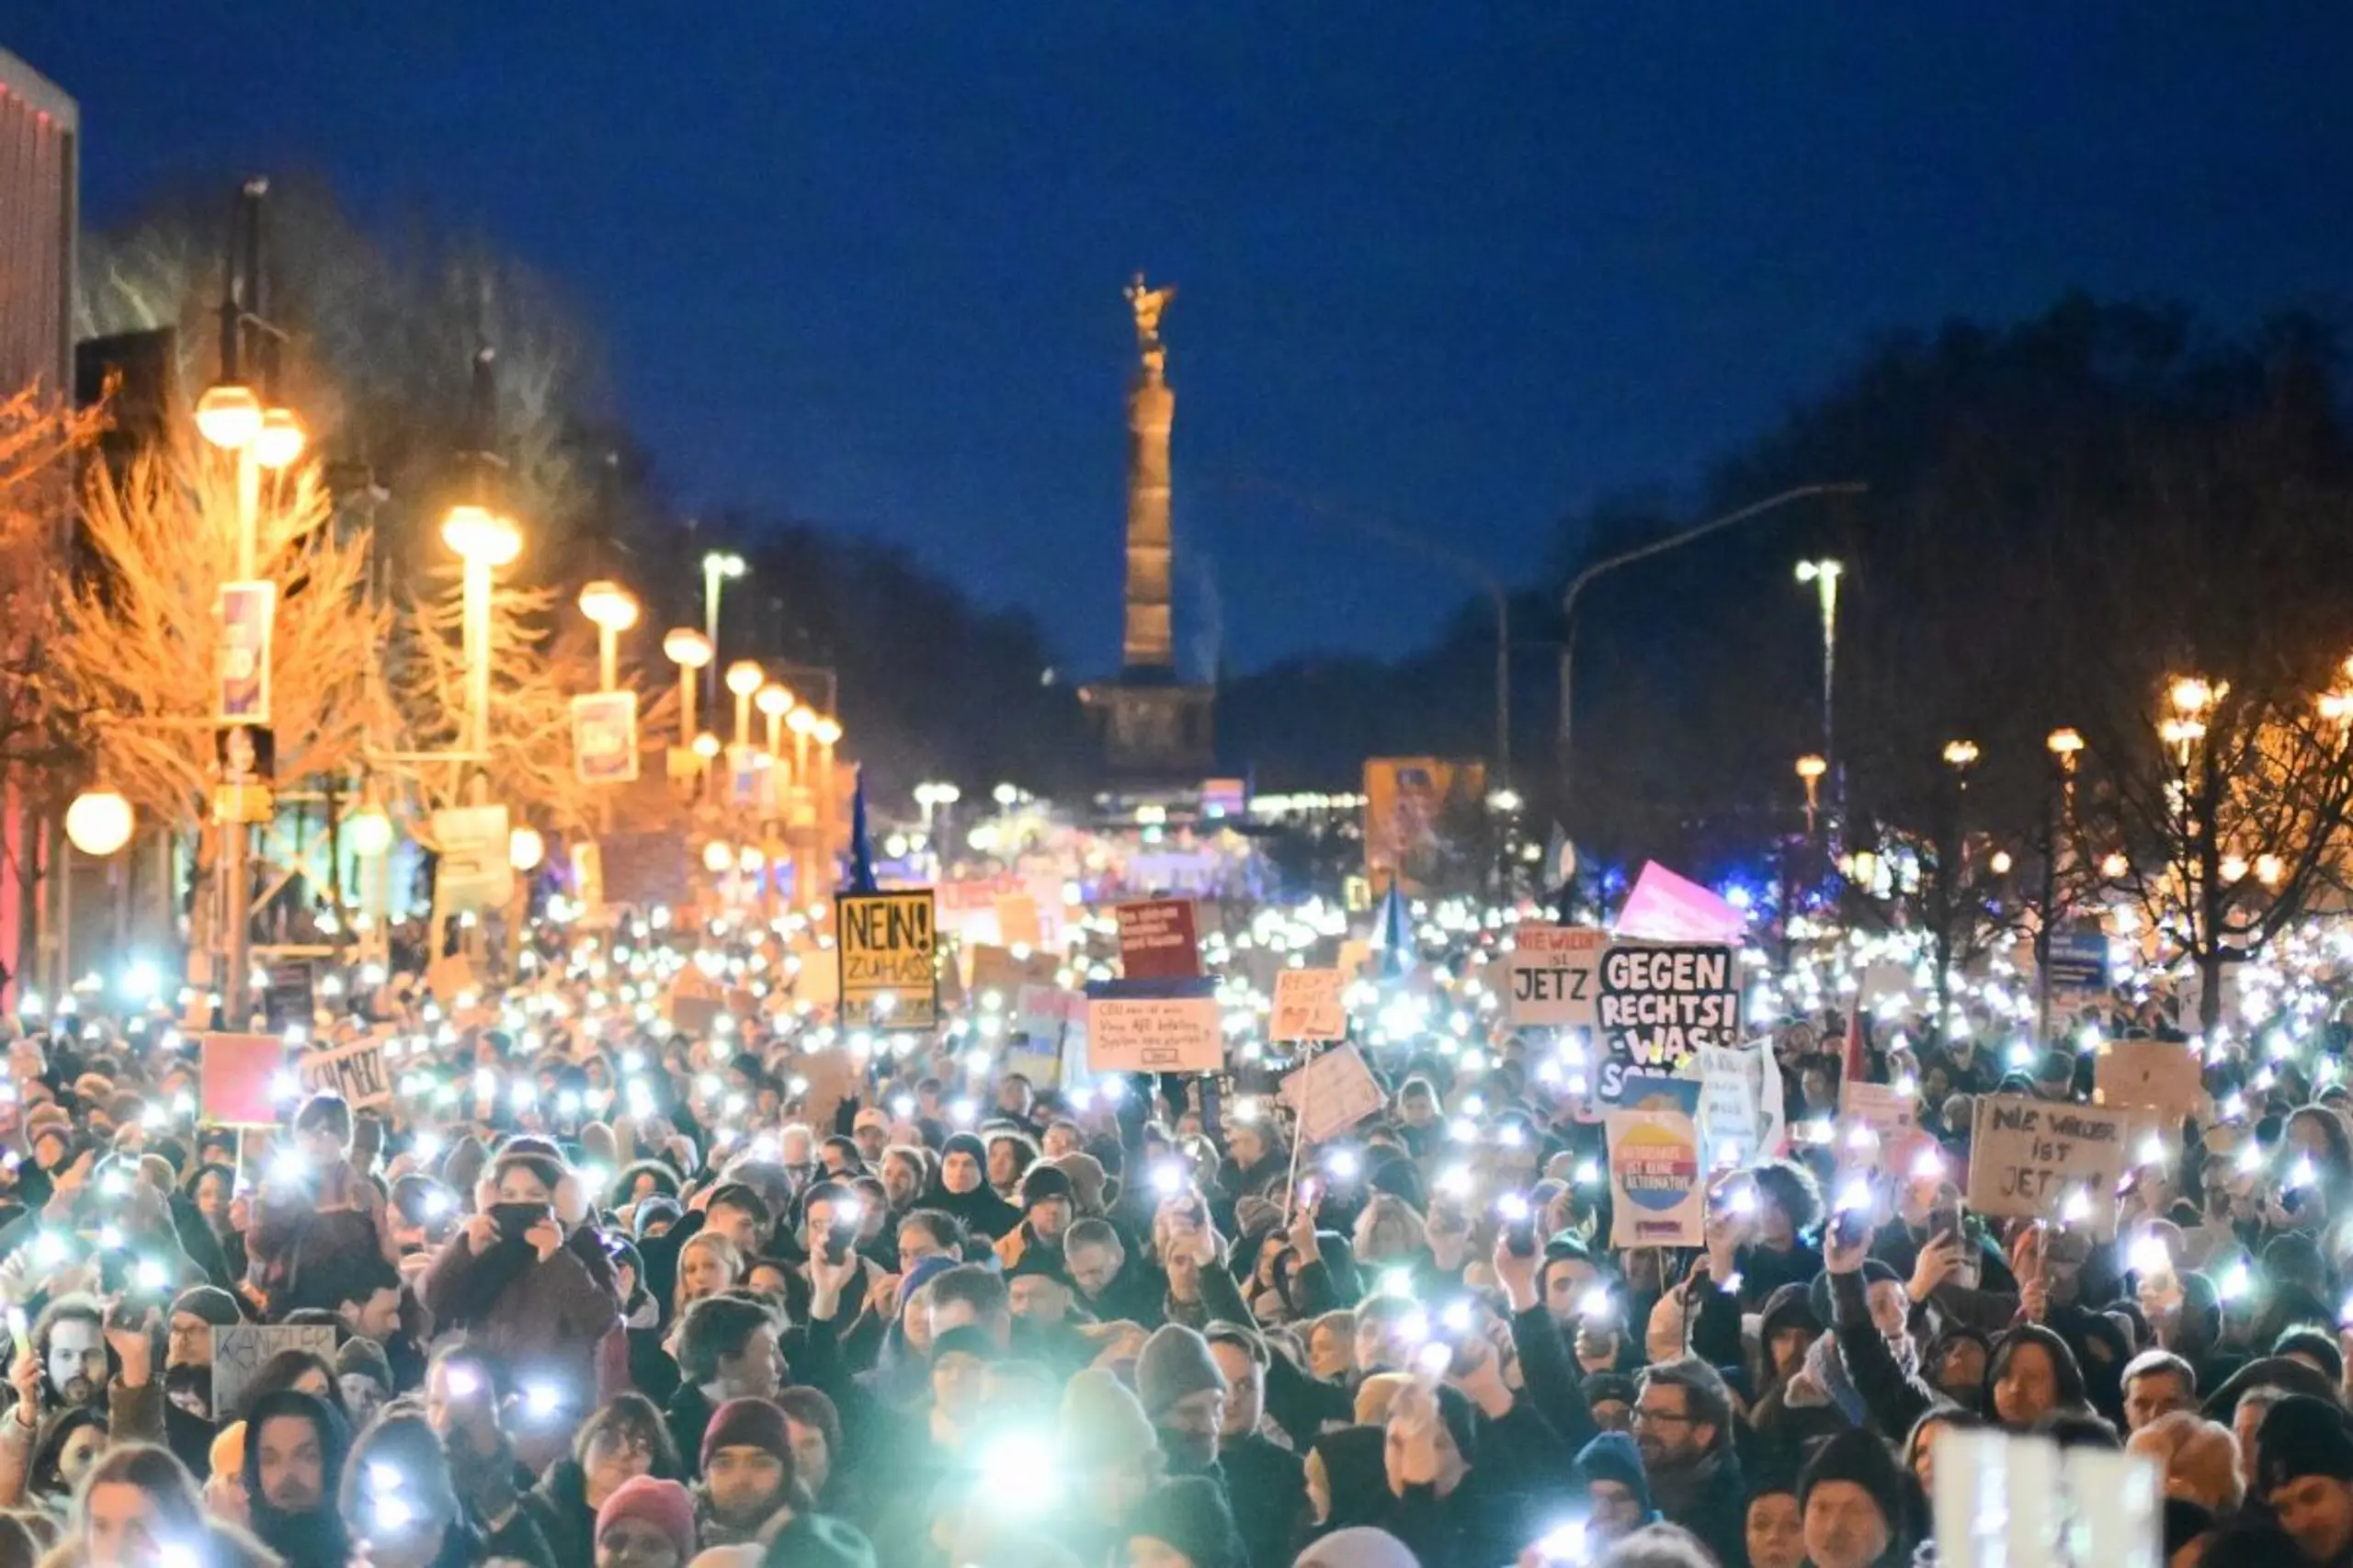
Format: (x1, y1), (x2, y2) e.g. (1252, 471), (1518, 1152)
(194, 384), (264, 452)
(725, 661), (765, 751)
(1941, 739), (1980, 771)
(662, 628), (712, 749)
(64, 791), (134, 858)
(812, 716), (842, 846)
(1793, 559), (1843, 824)
(701, 551), (746, 709)
(1795, 755), (1826, 837)
(508, 826), (546, 874)
(441, 504), (522, 764)
(576, 581), (640, 692)
(915, 781), (961, 829)
(2037, 727), (2086, 1044)
(756, 684), (796, 761)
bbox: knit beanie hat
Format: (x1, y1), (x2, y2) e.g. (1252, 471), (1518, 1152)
(1017, 1164), (1074, 1211)
(2257, 1394), (2353, 1496)
(335, 1336), (394, 1392)
(597, 1476), (696, 1564)
(1292, 1527), (1421, 1568)
(1125, 1475), (1245, 1568)
(941, 1132), (988, 1168)
(1059, 1368), (1161, 1472)
(897, 1254), (958, 1310)
(1799, 1427), (1915, 1541)
(1574, 1431), (1654, 1514)
(170, 1286), (244, 1328)
(701, 1397), (794, 1474)
(1046, 1152), (1108, 1213)
(1135, 1323), (1227, 1417)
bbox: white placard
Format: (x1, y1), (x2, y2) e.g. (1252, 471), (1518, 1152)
(1087, 996), (1224, 1074)
(1270, 969), (1347, 1042)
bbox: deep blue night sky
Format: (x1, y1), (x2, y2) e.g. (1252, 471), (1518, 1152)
(16, 6), (2353, 674)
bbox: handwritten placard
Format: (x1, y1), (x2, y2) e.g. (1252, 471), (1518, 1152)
(1279, 1044), (1385, 1143)
(295, 1038), (391, 1109)
(1966, 1095), (2133, 1236)
(836, 890), (938, 1029)
(1506, 925), (1608, 1029)
(1115, 899), (1201, 981)
(1596, 943), (1741, 1104)
(211, 1324), (337, 1421)
(1270, 969), (1347, 1042)
(1087, 996), (1223, 1073)
(2093, 1040), (2204, 1129)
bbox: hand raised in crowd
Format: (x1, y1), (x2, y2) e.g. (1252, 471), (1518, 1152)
(1823, 1201), (1872, 1277)
(7, 1345), (39, 1422)
(1491, 1229), (1540, 1314)
(105, 1301), (157, 1389)
(1908, 1231), (1964, 1302)
(1286, 1189), (1323, 1264)
(461, 1211), (500, 1256)
(806, 1245), (861, 1322)
(522, 1216), (563, 1263)
(865, 1270), (903, 1323)
(2011, 1222), (2050, 1321)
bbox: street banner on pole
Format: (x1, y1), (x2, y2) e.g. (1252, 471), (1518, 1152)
(218, 581), (275, 725)
(572, 691), (640, 784)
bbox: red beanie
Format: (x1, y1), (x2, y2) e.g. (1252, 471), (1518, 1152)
(595, 1476), (695, 1563)
(702, 1396), (795, 1474)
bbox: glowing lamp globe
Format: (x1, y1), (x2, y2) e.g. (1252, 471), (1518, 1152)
(701, 840), (735, 874)
(786, 707), (817, 737)
(194, 382), (264, 450)
(724, 661), (765, 698)
(691, 732), (722, 760)
(577, 580), (641, 631)
(346, 807), (394, 858)
(755, 684), (794, 718)
(251, 407), (306, 471)
(508, 827), (546, 873)
(813, 717), (842, 746)
(440, 505), (521, 567)
(662, 628), (713, 669)
(64, 791), (134, 858)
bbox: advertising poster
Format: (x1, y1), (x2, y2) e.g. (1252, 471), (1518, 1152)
(572, 691), (640, 784)
(1362, 756), (1486, 896)
(218, 581), (276, 725)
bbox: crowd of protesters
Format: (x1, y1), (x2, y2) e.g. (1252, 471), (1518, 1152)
(1, 918), (2352, 1568)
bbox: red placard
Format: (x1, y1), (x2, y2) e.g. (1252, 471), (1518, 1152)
(201, 1033), (286, 1126)
(1115, 899), (1200, 981)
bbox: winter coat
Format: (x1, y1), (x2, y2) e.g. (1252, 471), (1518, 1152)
(421, 1225), (623, 1400)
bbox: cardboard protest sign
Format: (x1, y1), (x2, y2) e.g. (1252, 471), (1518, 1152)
(212, 1324), (338, 1421)
(969, 944), (1058, 999)
(2093, 1040), (2204, 1128)
(1697, 1043), (1786, 1165)
(200, 1034), (285, 1125)
(1595, 943), (1741, 1104)
(1607, 1107), (1704, 1247)
(1087, 995), (1223, 1073)
(1840, 1080), (1916, 1141)
(1013, 984), (1076, 1047)
(295, 1038), (391, 1109)
(1506, 925), (1608, 1029)
(1116, 900), (1201, 980)
(431, 805), (513, 915)
(835, 890), (938, 1030)
(1966, 1095), (2133, 1236)
(791, 1048), (860, 1133)
(1279, 1045), (1386, 1144)
(1616, 1074), (1702, 1117)
(994, 893), (1044, 951)
(1270, 969), (1347, 1042)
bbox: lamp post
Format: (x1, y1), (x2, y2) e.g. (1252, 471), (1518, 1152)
(662, 629), (712, 745)
(2037, 726), (2085, 1044)
(60, 791), (133, 997)
(756, 683), (796, 761)
(577, 581), (640, 692)
(725, 661), (765, 752)
(1795, 755), (1827, 839)
(813, 716), (842, 852)
(701, 552), (745, 710)
(441, 506), (521, 765)
(1559, 483), (1868, 823)
(197, 177), (305, 1028)
(1794, 558), (1843, 829)
(1930, 738), (1980, 1044)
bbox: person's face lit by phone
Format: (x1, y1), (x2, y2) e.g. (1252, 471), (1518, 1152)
(706, 1201), (762, 1256)
(985, 1141), (1020, 1191)
(940, 1151), (983, 1195)
(165, 1312), (211, 1370)
(1768, 1326), (1814, 1378)
(194, 1170), (233, 1231)
(1209, 1343), (1262, 1441)
(82, 1480), (164, 1568)
(682, 1243), (733, 1299)
(1747, 1490), (1805, 1568)
(48, 1317), (107, 1406)
(1935, 1338), (1985, 1399)
(1543, 1257), (1600, 1326)
(54, 1421), (104, 1493)
(1590, 1478), (1646, 1541)
(1993, 1341), (2061, 1426)
(1307, 1319), (1352, 1381)
(783, 1415), (831, 1498)
(1802, 1479), (1892, 1568)
(1227, 1127), (1267, 1170)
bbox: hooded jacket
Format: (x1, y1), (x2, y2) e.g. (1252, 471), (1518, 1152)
(241, 1390), (353, 1568)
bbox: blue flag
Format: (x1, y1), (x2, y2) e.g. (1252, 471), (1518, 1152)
(1375, 882), (1415, 977)
(843, 766), (878, 895)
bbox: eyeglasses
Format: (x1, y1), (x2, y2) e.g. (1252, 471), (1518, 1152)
(1631, 1405), (1694, 1426)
